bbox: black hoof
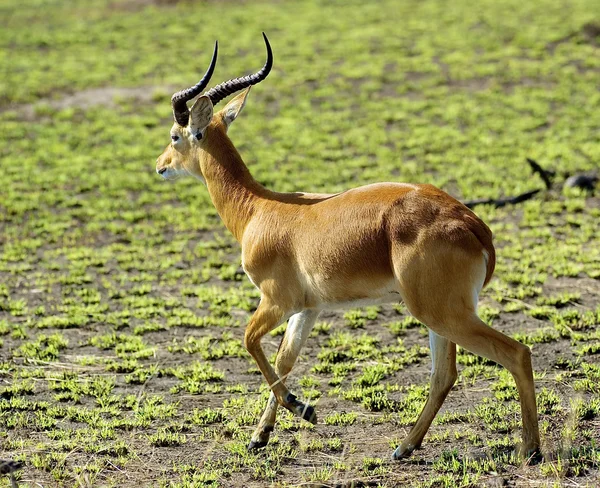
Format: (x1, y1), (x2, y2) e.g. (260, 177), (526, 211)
(284, 393), (317, 424)
(248, 439), (268, 451)
(392, 445), (414, 460)
(301, 404), (317, 424)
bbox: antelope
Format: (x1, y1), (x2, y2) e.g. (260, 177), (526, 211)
(155, 34), (541, 459)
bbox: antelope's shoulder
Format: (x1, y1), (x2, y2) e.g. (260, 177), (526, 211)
(241, 218), (293, 268)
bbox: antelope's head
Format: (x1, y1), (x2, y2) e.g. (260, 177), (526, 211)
(156, 34), (273, 182)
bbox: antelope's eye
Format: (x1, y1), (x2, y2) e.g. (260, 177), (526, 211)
(171, 135), (179, 142)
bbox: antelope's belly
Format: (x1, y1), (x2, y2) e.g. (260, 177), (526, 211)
(319, 290), (402, 311)
(303, 270), (401, 311)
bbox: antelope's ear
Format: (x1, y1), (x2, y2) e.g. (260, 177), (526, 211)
(189, 95), (213, 139)
(221, 88), (251, 129)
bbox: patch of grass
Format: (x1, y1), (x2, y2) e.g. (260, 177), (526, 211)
(13, 333), (68, 361)
(148, 427), (187, 447)
(324, 411), (358, 426)
(167, 361), (225, 394)
(343, 306), (380, 328)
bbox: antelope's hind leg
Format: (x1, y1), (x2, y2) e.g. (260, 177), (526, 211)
(249, 309), (319, 450)
(393, 330), (457, 459)
(440, 313), (540, 458)
(399, 292), (540, 458)
(393, 244), (540, 459)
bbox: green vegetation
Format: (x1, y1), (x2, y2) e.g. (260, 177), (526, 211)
(1, 0), (599, 486)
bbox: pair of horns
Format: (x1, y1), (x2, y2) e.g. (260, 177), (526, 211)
(171, 33), (273, 126)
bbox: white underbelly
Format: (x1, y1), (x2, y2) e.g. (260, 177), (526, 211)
(318, 291), (401, 311)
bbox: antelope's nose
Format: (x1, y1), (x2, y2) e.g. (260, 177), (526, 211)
(157, 167), (167, 175)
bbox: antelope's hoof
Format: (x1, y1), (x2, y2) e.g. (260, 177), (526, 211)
(248, 439), (269, 451)
(284, 393), (317, 424)
(248, 425), (273, 451)
(391, 443), (416, 460)
(301, 404), (317, 424)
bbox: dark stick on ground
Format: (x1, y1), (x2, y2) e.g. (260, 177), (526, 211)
(526, 158), (554, 190)
(463, 189), (541, 209)
(463, 158), (557, 209)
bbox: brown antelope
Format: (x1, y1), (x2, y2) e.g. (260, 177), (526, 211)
(156, 34), (541, 459)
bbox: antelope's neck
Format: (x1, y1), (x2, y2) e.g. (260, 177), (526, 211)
(199, 128), (267, 242)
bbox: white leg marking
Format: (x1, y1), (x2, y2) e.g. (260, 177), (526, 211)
(429, 329), (439, 374)
(277, 309), (320, 372)
(251, 309), (320, 448)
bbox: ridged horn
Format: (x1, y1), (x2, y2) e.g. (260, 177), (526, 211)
(203, 32), (273, 106)
(171, 41), (218, 126)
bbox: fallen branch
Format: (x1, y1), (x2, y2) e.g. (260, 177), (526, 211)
(463, 189), (541, 209)
(526, 158), (554, 190)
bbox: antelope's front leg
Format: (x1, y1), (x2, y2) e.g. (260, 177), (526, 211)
(244, 301), (318, 429)
(249, 309), (319, 450)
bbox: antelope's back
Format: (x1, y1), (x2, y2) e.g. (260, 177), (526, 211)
(290, 182), (495, 286)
